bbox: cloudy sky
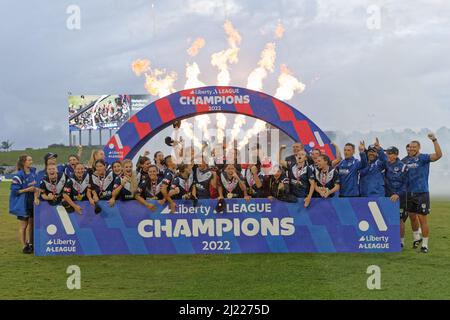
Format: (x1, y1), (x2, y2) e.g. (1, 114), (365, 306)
(1, 0), (449, 149)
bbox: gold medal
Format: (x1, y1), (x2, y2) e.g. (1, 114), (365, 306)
(227, 192), (233, 199)
(76, 195), (83, 201)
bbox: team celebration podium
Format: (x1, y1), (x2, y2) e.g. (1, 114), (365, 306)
(35, 86), (400, 256)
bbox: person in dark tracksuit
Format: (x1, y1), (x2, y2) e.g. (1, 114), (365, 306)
(384, 146), (408, 248)
(359, 140), (387, 197)
(336, 142), (368, 197)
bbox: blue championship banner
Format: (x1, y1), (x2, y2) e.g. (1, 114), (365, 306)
(34, 198), (400, 256)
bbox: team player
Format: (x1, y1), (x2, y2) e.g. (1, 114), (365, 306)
(402, 133), (442, 253)
(383, 146), (408, 248)
(9, 155), (38, 254)
(59, 145), (83, 178)
(283, 150), (315, 207)
(281, 142), (305, 169)
(111, 161), (123, 178)
(110, 159), (138, 206)
(160, 155), (178, 213)
(62, 163), (90, 214)
(154, 151), (167, 179)
(87, 159), (115, 210)
(135, 165), (160, 211)
(242, 164), (263, 198)
(313, 154), (340, 198)
(169, 164), (196, 200)
(193, 159), (217, 199)
(87, 149), (109, 174)
(217, 164), (250, 201)
(261, 164), (297, 202)
(359, 139), (387, 197)
(38, 163), (67, 206)
(336, 141), (367, 197)
(136, 156), (151, 183)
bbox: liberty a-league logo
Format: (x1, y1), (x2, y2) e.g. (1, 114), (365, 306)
(358, 201), (390, 250)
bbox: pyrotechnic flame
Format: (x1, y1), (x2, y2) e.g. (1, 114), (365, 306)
(144, 69), (178, 98)
(187, 37), (206, 57)
(238, 119), (267, 150)
(274, 21), (285, 39)
(246, 42), (276, 91)
(184, 62), (205, 89)
(211, 20), (241, 86)
(230, 115), (246, 142)
(224, 20), (242, 48)
(216, 113), (227, 144)
(274, 64), (305, 101)
(195, 114), (211, 140)
(132, 59), (151, 76)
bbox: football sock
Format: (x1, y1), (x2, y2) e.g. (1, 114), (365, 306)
(422, 237), (429, 248)
(413, 231), (421, 241)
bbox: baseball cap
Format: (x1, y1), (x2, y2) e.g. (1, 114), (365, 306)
(44, 153), (58, 163)
(385, 146), (399, 155)
(367, 145), (377, 152)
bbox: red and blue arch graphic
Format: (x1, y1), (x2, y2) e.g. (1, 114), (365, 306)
(104, 86), (336, 163)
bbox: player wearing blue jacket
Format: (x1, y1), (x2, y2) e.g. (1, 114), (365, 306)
(384, 146), (408, 248)
(9, 155), (37, 254)
(336, 141), (368, 197)
(359, 139), (387, 197)
(402, 133), (442, 253)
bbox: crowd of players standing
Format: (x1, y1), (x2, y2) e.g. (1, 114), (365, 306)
(9, 133), (442, 254)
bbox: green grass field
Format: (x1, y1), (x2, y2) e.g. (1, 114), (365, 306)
(1, 181), (449, 300)
(0, 146), (98, 167)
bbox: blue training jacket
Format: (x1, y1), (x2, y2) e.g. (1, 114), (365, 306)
(360, 149), (387, 197)
(337, 152), (368, 197)
(9, 167), (37, 217)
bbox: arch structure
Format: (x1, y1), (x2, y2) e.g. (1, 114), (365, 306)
(103, 86), (336, 163)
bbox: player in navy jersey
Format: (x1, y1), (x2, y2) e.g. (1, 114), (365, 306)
(87, 159), (115, 208)
(154, 151), (167, 179)
(217, 164), (250, 201)
(384, 146), (408, 248)
(36, 153), (65, 186)
(135, 165), (160, 211)
(309, 149), (322, 170)
(402, 133), (442, 253)
(282, 150), (315, 207)
(38, 163), (67, 206)
(359, 139), (387, 197)
(169, 164), (196, 200)
(193, 160), (217, 199)
(281, 142), (305, 169)
(242, 164), (263, 198)
(62, 163), (90, 215)
(260, 164), (296, 202)
(59, 145), (83, 179)
(111, 161), (123, 179)
(136, 156), (151, 183)
(336, 141), (367, 197)
(313, 154), (340, 198)
(160, 155), (178, 213)
(87, 149), (110, 174)
(110, 159), (138, 205)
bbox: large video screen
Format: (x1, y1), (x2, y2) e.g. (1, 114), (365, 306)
(69, 94), (132, 131)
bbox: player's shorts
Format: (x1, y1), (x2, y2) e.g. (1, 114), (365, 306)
(399, 194), (408, 222)
(17, 207), (34, 221)
(406, 192), (430, 215)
